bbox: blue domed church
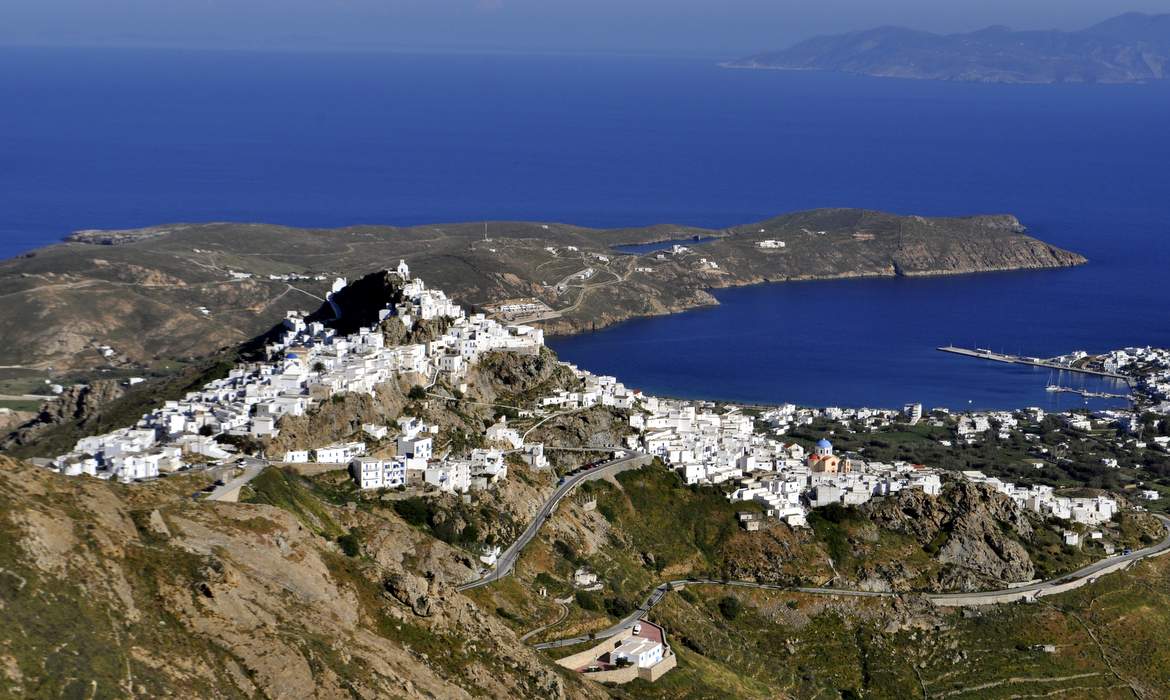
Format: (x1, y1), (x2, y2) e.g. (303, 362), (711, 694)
(808, 438), (846, 474)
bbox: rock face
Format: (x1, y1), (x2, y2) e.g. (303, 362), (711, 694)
(864, 481), (1036, 590)
(0, 380), (125, 451)
(726, 13), (1170, 84)
(384, 572), (438, 617)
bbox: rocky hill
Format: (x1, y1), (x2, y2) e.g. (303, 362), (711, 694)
(0, 209), (1083, 381)
(0, 456), (604, 699)
(726, 12), (1170, 84)
(862, 481), (1037, 590)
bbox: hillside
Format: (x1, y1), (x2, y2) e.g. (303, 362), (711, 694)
(726, 12), (1170, 84)
(0, 209), (1082, 382)
(613, 557), (1170, 699)
(0, 455), (607, 699)
(6, 450), (1165, 697)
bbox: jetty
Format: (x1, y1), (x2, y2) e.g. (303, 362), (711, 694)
(1045, 385), (1130, 400)
(937, 346), (1131, 382)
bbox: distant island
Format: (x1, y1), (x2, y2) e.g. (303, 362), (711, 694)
(725, 12), (1170, 84)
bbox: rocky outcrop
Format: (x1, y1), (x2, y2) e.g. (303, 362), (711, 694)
(527, 406), (633, 466)
(267, 381), (410, 454)
(864, 481), (1036, 590)
(0, 380), (125, 451)
(384, 571), (439, 617)
(471, 348), (579, 401)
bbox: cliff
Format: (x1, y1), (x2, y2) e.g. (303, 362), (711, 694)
(726, 13), (1170, 84)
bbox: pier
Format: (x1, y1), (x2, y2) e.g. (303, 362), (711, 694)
(1045, 385), (1130, 400)
(937, 346), (1131, 382)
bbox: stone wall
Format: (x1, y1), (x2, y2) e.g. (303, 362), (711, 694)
(553, 629), (676, 685)
(553, 629), (634, 670)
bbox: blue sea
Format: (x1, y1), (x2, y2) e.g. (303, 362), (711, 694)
(2, 47), (1169, 409)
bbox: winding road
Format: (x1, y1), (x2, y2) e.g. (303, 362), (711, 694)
(533, 514), (1170, 649)
(204, 457), (268, 502)
(456, 452), (654, 592)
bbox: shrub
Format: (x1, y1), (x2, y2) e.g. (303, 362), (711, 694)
(605, 596), (635, 618)
(718, 595), (741, 620)
(553, 539), (581, 564)
(214, 433), (264, 455)
(575, 590), (602, 611)
(495, 606), (518, 621)
(393, 497), (432, 527)
(534, 572), (559, 590)
(336, 532), (361, 557)
(816, 502), (859, 524)
(596, 501), (619, 522)
(408, 385), (428, 400)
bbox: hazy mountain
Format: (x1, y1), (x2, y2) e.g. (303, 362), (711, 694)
(726, 12), (1170, 84)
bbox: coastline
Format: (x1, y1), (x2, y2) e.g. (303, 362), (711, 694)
(537, 256), (1087, 339)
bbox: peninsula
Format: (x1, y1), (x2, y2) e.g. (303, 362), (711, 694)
(0, 208), (1083, 376)
(725, 12), (1170, 84)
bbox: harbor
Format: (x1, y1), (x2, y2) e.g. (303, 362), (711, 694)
(937, 346), (1131, 382)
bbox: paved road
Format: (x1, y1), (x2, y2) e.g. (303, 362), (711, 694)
(456, 452), (652, 592)
(520, 600), (570, 643)
(533, 515), (1170, 649)
(204, 457), (268, 502)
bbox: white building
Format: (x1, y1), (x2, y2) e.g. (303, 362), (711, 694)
(425, 461), (471, 493)
(398, 435), (433, 461)
(485, 418), (523, 449)
(315, 442), (367, 463)
(351, 457), (407, 490)
(362, 423), (389, 440)
(611, 638), (664, 669)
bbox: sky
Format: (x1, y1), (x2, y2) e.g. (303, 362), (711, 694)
(2, 0), (1169, 55)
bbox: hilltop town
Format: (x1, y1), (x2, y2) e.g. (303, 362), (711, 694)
(39, 263), (1170, 525)
(43, 266), (1159, 539)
